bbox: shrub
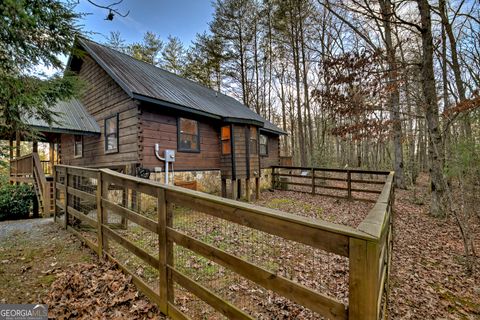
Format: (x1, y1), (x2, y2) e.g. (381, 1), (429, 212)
(0, 183), (35, 221)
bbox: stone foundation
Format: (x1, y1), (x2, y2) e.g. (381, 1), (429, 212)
(150, 170), (222, 195)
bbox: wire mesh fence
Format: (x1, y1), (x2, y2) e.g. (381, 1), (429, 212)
(54, 166), (394, 320)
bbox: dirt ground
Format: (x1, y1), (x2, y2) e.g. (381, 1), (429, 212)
(0, 218), (94, 304)
(0, 218), (162, 319)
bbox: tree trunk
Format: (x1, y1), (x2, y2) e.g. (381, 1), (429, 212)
(417, 0), (447, 217)
(379, 0), (406, 188)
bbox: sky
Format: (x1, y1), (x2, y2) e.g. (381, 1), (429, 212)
(75, 0), (215, 45)
(39, 0), (215, 76)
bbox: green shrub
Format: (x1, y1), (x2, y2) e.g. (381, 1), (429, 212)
(0, 183), (35, 221)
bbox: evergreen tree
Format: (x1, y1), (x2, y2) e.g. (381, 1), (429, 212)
(161, 35), (186, 74)
(0, 0), (83, 138)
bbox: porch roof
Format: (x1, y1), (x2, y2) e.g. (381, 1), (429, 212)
(24, 98), (100, 135)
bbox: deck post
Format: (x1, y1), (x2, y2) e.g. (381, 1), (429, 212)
(349, 238), (379, 319)
(221, 178), (227, 198)
(49, 142), (55, 174)
(237, 179), (242, 199)
(347, 170), (352, 199)
(311, 168), (316, 195)
(271, 167), (276, 189)
(255, 177), (260, 200)
(53, 167), (57, 223)
(245, 178), (251, 202)
(15, 131), (20, 158)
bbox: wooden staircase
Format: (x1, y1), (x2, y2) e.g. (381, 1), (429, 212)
(10, 153), (55, 216)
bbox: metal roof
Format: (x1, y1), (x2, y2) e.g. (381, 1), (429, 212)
(78, 38), (286, 135)
(24, 98), (100, 135)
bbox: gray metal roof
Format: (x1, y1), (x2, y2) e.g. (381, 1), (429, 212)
(78, 38), (286, 135)
(24, 98), (100, 135)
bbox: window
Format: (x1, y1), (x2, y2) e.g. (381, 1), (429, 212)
(259, 134), (268, 156)
(249, 126), (257, 155)
(221, 126), (231, 155)
(178, 118), (200, 152)
(74, 135), (83, 158)
(105, 114), (118, 153)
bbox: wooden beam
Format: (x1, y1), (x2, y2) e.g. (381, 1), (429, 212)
(102, 198), (158, 233)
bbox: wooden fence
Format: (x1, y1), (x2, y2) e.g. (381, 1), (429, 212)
(54, 165), (394, 319)
(272, 166), (391, 202)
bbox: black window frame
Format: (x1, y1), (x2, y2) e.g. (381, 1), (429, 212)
(177, 117), (200, 153)
(74, 135), (83, 158)
(259, 134), (268, 156)
(104, 113), (119, 154)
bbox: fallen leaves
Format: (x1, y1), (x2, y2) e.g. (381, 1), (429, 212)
(43, 262), (161, 319)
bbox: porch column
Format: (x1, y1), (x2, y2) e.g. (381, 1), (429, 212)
(237, 179), (242, 200)
(49, 142), (55, 169)
(9, 139), (13, 160)
(255, 177), (260, 200)
(15, 131), (20, 157)
(32, 141), (38, 153)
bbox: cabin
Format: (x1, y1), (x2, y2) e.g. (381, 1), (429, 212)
(9, 38), (288, 214)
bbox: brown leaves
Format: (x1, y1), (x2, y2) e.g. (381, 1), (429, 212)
(43, 262), (161, 319)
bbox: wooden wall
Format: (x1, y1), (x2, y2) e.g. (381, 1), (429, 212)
(260, 133), (280, 169)
(60, 55), (139, 168)
(223, 124), (261, 180)
(138, 107), (221, 171)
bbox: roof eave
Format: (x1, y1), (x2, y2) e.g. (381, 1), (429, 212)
(259, 127), (287, 136)
(29, 125), (101, 136)
(133, 93), (222, 120)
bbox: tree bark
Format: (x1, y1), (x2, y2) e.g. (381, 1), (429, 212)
(379, 0), (406, 188)
(417, 0), (447, 217)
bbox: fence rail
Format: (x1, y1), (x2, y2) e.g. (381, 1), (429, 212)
(272, 165), (391, 202)
(54, 164), (394, 319)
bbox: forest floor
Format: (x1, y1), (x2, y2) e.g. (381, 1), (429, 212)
(0, 218), (161, 319)
(256, 174), (480, 319)
(0, 173), (478, 319)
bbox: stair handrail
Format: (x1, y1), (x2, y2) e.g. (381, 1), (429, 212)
(32, 153), (48, 206)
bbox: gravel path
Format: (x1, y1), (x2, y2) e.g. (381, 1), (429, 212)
(0, 217), (53, 240)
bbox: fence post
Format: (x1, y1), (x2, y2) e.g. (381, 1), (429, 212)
(158, 188), (170, 315)
(96, 171), (103, 258)
(311, 168), (315, 195)
(347, 170), (352, 199)
(53, 167), (57, 223)
(64, 167), (69, 229)
(349, 237), (379, 319)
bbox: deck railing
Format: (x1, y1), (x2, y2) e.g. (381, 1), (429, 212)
(54, 164), (394, 319)
(9, 153), (55, 216)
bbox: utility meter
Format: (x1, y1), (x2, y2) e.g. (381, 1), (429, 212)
(165, 149), (175, 162)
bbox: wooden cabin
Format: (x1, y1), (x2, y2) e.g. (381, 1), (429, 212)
(10, 38), (287, 207)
